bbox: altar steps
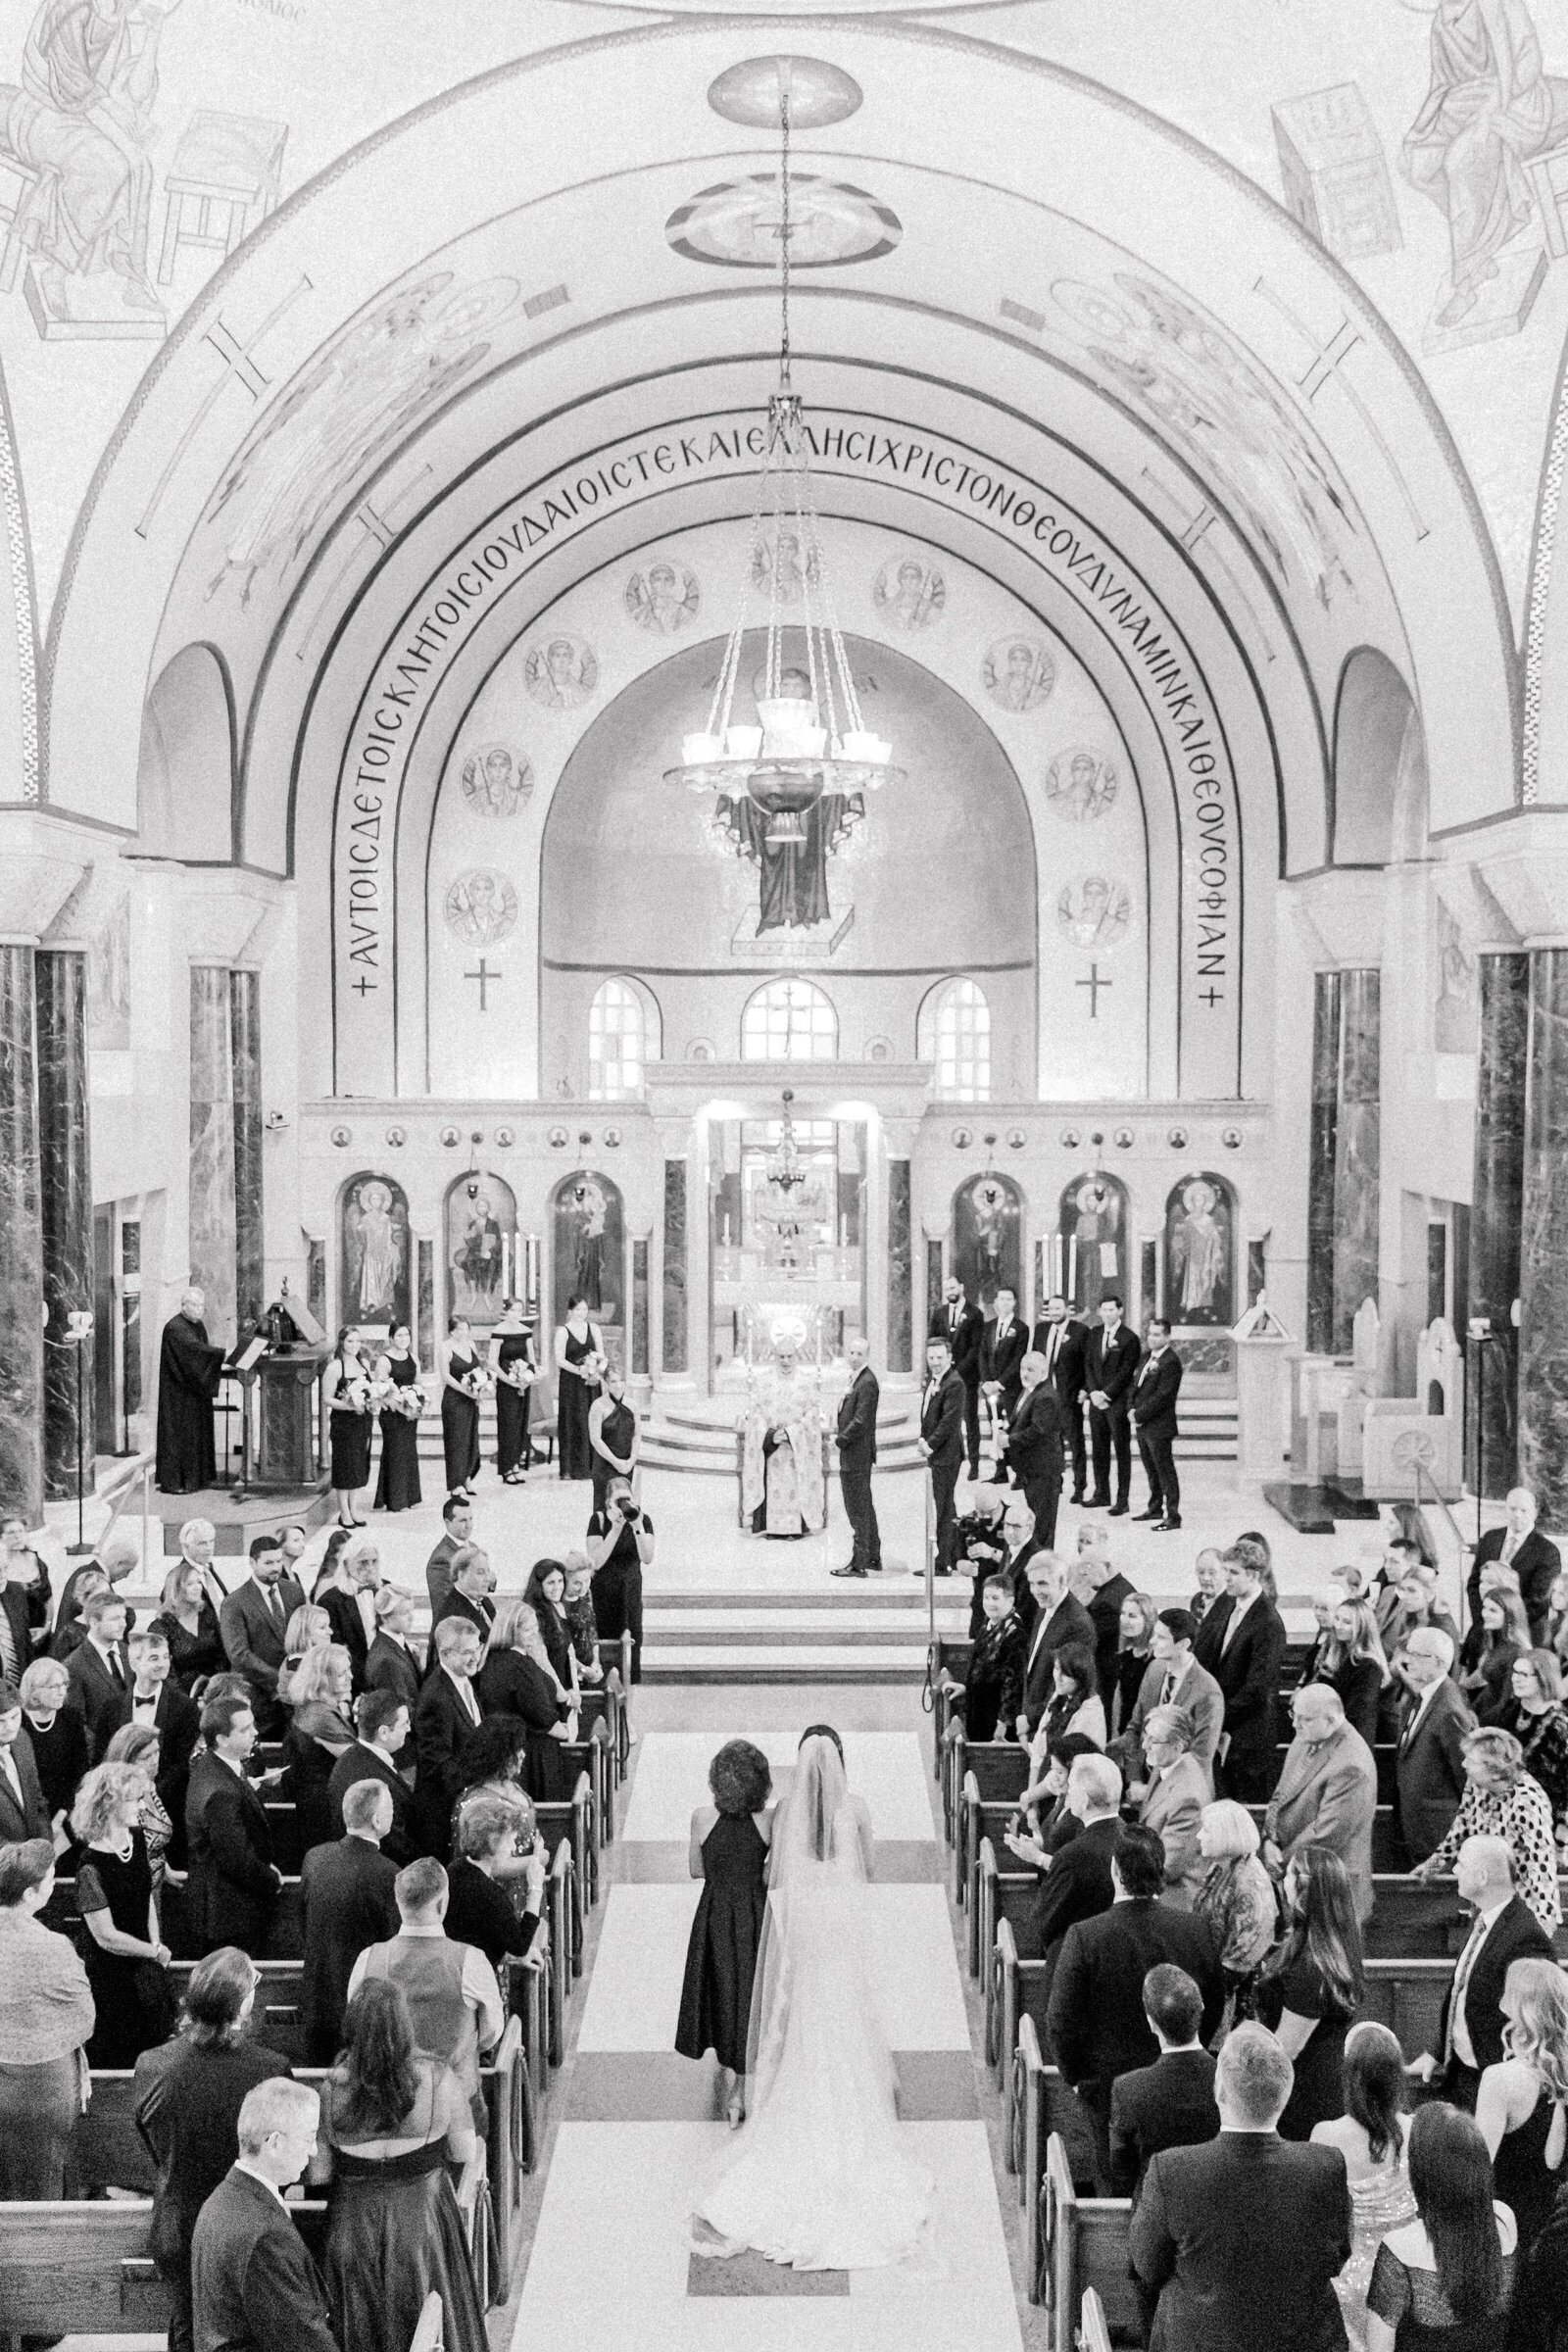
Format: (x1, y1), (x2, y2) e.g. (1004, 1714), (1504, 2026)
(639, 1585), (965, 1684)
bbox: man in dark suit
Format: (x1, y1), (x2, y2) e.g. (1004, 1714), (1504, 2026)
(414, 1618), (485, 1859)
(432, 1544), (497, 1642)
(300, 1779), (401, 2062)
(1107, 1963), (1220, 2202)
(65, 1586), (132, 1760)
(424, 1494), (474, 1622)
(918, 1336), (967, 1577)
(1467, 1486), (1561, 1648)
(54, 1535), (139, 1648)
(1006, 1750), (1123, 1980)
(1075, 1546), (1136, 1712)
(1409, 1834), (1555, 2110)
(365, 1590), (424, 1771)
(980, 1285), (1029, 1483)
(191, 2079), (340, 2352)
(830, 1334), (882, 1579)
(1032, 1294), (1090, 1504)
(325, 1690), (416, 1864)
(1131, 1318), (1185, 1531)
(930, 1274), (986, 1478)
(1048, 1823), (1223, 2189)
(185, 1694), (283, 1956)
(0, 1525), (51, 1682)
(1192, 1545), (1287, 1802)
(111, 1624), (201, 1862)
(1005, 1352), (1066, 1550)
(0, 1681), (51, 1840)
(1130, 2022), (1351, 2352)
(219, 1536), (306, 1740)
(1084, 1293), (1142, 1516)
(1015, 1554), (1096, 1742)
(1393, 1627), (1474, 1862)
(318, 1549), (380, 1694)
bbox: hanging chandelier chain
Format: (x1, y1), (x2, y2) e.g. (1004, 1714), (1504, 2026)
(778, 78), (792, 395)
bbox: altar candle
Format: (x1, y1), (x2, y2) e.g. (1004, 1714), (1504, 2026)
(524, 1234), (540, 1307)
(839, 1213), (847, 1249)
(501, 1235), (511, 1298)
(723, 1215), (731, 1246)
(1067, 1233), (1078, 1301)
(1053, 1232), (1063, 1296)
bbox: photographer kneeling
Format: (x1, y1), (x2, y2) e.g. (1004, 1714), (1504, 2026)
(586, 1474), (653, 1691)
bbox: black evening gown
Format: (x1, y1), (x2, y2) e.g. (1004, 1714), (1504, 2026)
(374, 1352), (423, 1512)
(321, 2073), (488, 2352)
(557, 1325), (601, 1480)
(475, 1647), (571, 1803)
(25, 1707), (88, 1826)
(75, 1834), (176, 2067)
(1255, 1954), (1352, 2141)
(441, 1351), (482, 1494)
(153, 1599), (226, 1692)
(590, 1396), (637, 1514)
(1492, 2084), (1560, 2257)
(675, 1813), (768, 2075)
(494, 1334), (534, 1477)
(587, 1508), (648, 1685)
(328, 1386), (374, 1491)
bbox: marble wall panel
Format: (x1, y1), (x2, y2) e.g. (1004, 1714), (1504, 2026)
(888, 1157), (912, 1375)
(1521, 950), (1568, 1525)
(0, 947), (43, 1521)
(1306, 970), (1341, 1354)
(36, 951), (93, 1497)
(1331, 968), (1381, 1356)
(662, 1158), (687, 1373)
(189, 968), (238, 1342)
(631, 1237), (650, 1376)
(230, 970), (264, 1331)
(1469, 953), (1528, 1494)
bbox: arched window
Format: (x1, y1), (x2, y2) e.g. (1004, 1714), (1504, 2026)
(741, 978), (838, 1060)
(917, 977), (991, 1101)
(589, 977), (646, 1099)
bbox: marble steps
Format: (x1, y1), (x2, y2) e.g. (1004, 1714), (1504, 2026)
(639, 1583), (959, 1683)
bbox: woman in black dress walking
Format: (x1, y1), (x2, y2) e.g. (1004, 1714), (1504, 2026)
(491, 1302), (539, 1485)
(371, 1324), (423, 1513)
(677, 1740), (774, 2130)
(71, 1762), (175, 2068)
(323, 1327), (374, 1529)
(439, 1316), (485, 1500)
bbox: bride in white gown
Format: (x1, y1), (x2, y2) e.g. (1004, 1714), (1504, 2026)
(691, 1730), (937, 2272)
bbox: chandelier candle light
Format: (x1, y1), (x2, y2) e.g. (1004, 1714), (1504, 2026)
(666, 66), (902, 843)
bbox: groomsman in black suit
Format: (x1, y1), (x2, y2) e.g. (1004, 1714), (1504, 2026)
(1032, 1294), (1089, 1503)
(1006, 1352), (1067, 1550)
(918, 1337), (967, 1576)
(831, 1335), (882, 1578)
(981, 1286), (1029, 1485)
(930, 1275), (986, 1478)
(1084, 1294), (1142, 1517)
(1132, 1318), (1185, 1531)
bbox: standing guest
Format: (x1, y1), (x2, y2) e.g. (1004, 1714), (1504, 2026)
(326, 1691), (416, 1864)
(370, 1322), (423, 1513)
(284, 1690), (356, 1854)
(311, 1979), (487, 2352)
(490, 1300), (538, 1487)
(1006, 1350), (1067, 1549)
(1476, 1956), (1568, 2261)
(956, 1493), (1014, 1635)
(154, 1558), (226, 1692)
(432, 1545), (497, 1646)
(365, 1590), (424, 1765)
(170, 1516), (228, 1614)
(1194, 1800), (1280, 2027)
(676, 1739), (774, 2130)
(308, 1530), (351, 1606)
(110, 1625), (200, 1862)
(1461, 1589), (1534, 1725)
(1410, 1837), (1557, 2113)
(0, 1512), (51, 1686)
(190, 2078), (340, 2352)
(1018, 1732), (1103, 1856)
(288, 1644), (357, 1724)
(1415, 1728), (1563, 1934)
(450, 1725), (538, 1871)
(66, 1586), (133, 1761)
(49, 1564), (108, 1661)
(1265, 1684), (1380, 1923)
(0, 1837), (95, 2199)
(133, 1946), (293, 2352)
(1193, 1542), (1289, 1803)
(830, 1334), (882, 1579)
(1015, 1554), (1096, 1743)
(554, 1293), (605, 1483)
(346, 1858), (505, 2128)
(1135, 1704), (1212, 1908)
(318, 1541), (381, 1696)
(980, 1284), (1028, 1482)
(917, 1336), (967, 1576)
(1364, 2103), (1517, 2352)
(1113, 1608), (1225, 1796)
(522, 1558), (581, 1703)
(1083, 1293), (1141, 1517)
(300, 1782), (401, 2063)
(1499, 1650), (1568, 1845)
(1130, 2022), (1352, 2352)
(104, 1723), (176, 1890)
(423, 1495), (474, 1623)
(1255, 1845), (1366, 2142)
(1108, 1592), (1159, 1740)
(154, 1288), (227, 1496)
(1388, 1565), (1462, 1666)
(1032, 1293), (1089, 1506)
(1316, 1600), (1396, 1750)
(1106, 1963), (1220, 2201)
(1047, 1822), (1223, 2190)
(1033, 1642), (1106, 1756)
(560, 1553), (604, 1684)
(956, 1573), (1027, 1743)
(1076, 1546), (1136, 1710)
(276, 1604), (331, 1708)
(321, 1327), (374, 1532)
(1131, 1316), (1185, 1530)
(55, 1533), (139, 1647)
(444, 1796), (547, 1972)
(185, 1695), (283, 1956)
(1469, 1487), (1561, 1649)
(72, 1758), (175, 2064)
(1006, 1751), (1124, 1981)
(0, 1675), (55, 1843)
(1394, 1629), (1475, 1864)
(586, 1474), (653, 1684)
(932, 1272), (986, 1480)
(475, 1612), (575, 1801)
(220, 1536), (307, 1740)
(19, 1656), (86, 1845)
(1300, 1583), (1344, 1688)
(1510, 2191), (1568, 2352)
(414, 1620), (485, 1860)
(587, 1360), (638, 1517)
(438, 1314), (486, 1501)
(1189, 1546), (1224, 1624)
(1311, 2022), (1417, 2352)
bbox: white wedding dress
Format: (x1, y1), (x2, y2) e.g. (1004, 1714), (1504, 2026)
(691, 1738), (937, 2272)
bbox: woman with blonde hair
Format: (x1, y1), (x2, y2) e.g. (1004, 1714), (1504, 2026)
(282, 1647), (356, 1849)
(277, 1602), (332, 1707)
(1415, 1727), (1563, 1933)
(102, 1722), (174, 1889)
(1476, 1954), (1568, 2258)
(70, 1759), (174, 2066)
(1315, 1597), (1394, 1749)
(1194, 1797), (1278, 2026)
(475, 1598), (576, 1801)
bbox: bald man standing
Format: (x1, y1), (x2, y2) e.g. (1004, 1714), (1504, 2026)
(156, 1288), (227, 1495)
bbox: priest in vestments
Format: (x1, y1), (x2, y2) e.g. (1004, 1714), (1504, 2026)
(740, 1344), (825, 1538)
(155, 1288), (226, 1494)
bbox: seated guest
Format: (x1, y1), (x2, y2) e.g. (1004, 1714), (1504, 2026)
(275, 1603), (331, 1709)
(284, 1682), (357, 1854)
(191, 2077), (339, 2352)
(1313, 1598), (1394, 1750)
(1255, 1845), (1366, 2142)
(560, 1552), (605, 1683)
(310, 1979), (487, 2352)
(365, 1588), (424, 1769)
(104, 1723), (176, 1890)
(1107, 1592), (1158, 1742)
(1134, 1704), (1211, 1908)
(954, 1571), (1026, 1743)
(1112, 1608), (1224, 1796)
(1005, 1751), (1123, 1981)
(1107, 1962), (1220, 2201)
(1499, 1650), (1568, 1849)
(1194, 1799), (1279, 2027)
(1414, 1727), (1563, 1934)
(17, 1656), (86, 1845)
(153, 1559), (226, 1694)
(326, 1690), (416, 1865)
(1014, 1553), (1095, 1745)
(0, 1676), (53, 1843)
(300, 1781), (400, 2063)
(414, 1619), (485, 1860)
(1130, 2021), (1352, 2352)
(444, 1794), (547, 1970)
(1264, 1683), (1379, 1923)
(220, 1537), (307, 1740)
(318, 1540), (381, 1695)
(432, 1544), (497, 1643)
(1192, 1543), (1288, 1803)
(1047, 1822), (1222, 2190)
(66, 1586), (133, 1761)
(1475, 1955), (1568, 2261)
(345, 1858), (505, 2128)
(133, 1946), (293, 2352)
(0, 1836), (95, 2198)
(1409, 1836), (1555, 2113)
(1459, 1589), (1533, 1726)
(1364, 2102), (1517, 2351)
(1394, 1629), (1474, 1865)
(475, 1599), (576, 1801)
(72, 1758), (175, 2065)
(1310, 2023), (1417, 2352)
(185, 1695), (283, 1957)
(55, 1534), (139, 1647)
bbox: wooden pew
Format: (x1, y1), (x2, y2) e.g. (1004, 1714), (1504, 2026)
(547, 1840), (571, 2064)
(980, 1843), (1037, 2069)
(0, 2197), (327, 2342)
(1017, 2017), (1050, 2301)
(1080, 2286), (1113, 2352)
(961, 1777), (1023, 1958)
(537, 1774), (593, 1974)
(1041, 2132), (1139, 2352)
(594, 1638), (634, 1772)
(1366, 1874), (1568, 1959)
(944, 1727), (1027, 1849)
(929, 1638), (973, 1786)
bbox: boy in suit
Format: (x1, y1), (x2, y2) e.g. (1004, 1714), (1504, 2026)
(918, 1337), (967, 1576)
(1084, 1295), (1142, 1516)
(980, 1286), (1029, 1482)
(1131, 1318), (1185, 1530)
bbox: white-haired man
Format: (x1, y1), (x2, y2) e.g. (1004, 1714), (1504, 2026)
(1006, 1749), (1124, 1979)
(1394, 1624), (1474, 1862)
(191, 2079), (338, 2352)
(1262, 1682), (1378, 1922)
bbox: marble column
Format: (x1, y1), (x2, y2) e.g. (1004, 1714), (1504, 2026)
(229, 969), (264, 1330)
(631, 1238), (650, 1376)
(887, 1157), (912, 1374)
(0, 946), (43, 1522)
(662, 1158), (687, 1372)
(1331, 968), (1381, 1355)
(1520, 950), (1568, 1523)
(189, 967), (238, 1340)
(36, 950), (93, 1498)
(1469, 952), (1529, 1495)
(1306, 970), (1341, 1354)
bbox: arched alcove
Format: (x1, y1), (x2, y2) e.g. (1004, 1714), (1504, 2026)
(338, 1171), (411, 1333)
(1332, 649), (1421, 869)
(551, 1171), (625, 1369)
(951, 1172), (1024, 1310)
(134, 644), (237, 861)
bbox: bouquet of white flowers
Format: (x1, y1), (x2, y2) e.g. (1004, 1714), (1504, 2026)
(383, 1381), (425, 1421)
(345, 1375), (372, 1414)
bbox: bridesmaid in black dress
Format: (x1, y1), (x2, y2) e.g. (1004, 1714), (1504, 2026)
(439, 1316), (484, 1500)
(676, 1740), (774, 2129)
(372, 1325), (423, 1512)
(554, 1296), (603, 1481)
(323, 1328), (374, 1529)
(491, 1302), (538, 1485)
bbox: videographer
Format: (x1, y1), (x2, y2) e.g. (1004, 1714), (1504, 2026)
(586, 1474), (653, 1689)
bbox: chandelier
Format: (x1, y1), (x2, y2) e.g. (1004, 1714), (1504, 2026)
(765, 1090), (809, 1195)
(665, 70), (902, 848)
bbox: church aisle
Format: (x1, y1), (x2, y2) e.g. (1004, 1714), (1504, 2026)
(508, 1717), (1023, 2352)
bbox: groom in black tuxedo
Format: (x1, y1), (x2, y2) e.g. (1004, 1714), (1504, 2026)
(832, 1336), (881, 1578)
